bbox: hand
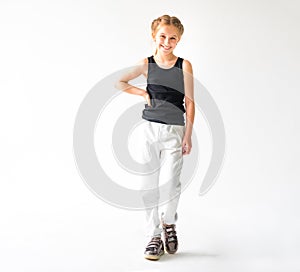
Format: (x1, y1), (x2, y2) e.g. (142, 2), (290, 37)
(182, 136), (192, 155)
(143, 92), (152, 107)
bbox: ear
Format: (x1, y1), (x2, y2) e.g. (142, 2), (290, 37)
(152, 32), (156, 41)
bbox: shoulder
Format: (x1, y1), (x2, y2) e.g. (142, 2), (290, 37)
(135, 57), (149, 77)
(135, 57), (148, 66)
(182, 59), (193, 74)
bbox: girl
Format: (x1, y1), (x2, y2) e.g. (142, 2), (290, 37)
(115, 14), (195, 260)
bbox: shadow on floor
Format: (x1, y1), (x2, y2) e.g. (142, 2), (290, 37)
(158, 249), (221, 262)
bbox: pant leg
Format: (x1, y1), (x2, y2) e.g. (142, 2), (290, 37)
(159, 124), (185, 225)
(137, 121), (163, 238)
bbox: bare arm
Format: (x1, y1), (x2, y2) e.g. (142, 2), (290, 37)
(114, 58), (151, 106)
(182, 59), (195, 155)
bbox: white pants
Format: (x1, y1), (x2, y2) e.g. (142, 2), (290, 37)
(135, 121), (185, 239)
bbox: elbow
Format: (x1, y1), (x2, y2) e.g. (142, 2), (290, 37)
(114, 81), (121, 90)
(185, 99), (195, 109)
(115, 80), (127, 90)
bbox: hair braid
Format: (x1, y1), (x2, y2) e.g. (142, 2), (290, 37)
(151, 15), (184, 36)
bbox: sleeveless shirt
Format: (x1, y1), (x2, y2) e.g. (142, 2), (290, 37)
(142, 55), (186, 126)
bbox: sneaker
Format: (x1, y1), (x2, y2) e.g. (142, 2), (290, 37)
(144, 236), (165, 260)
(162, 221), (178, 254)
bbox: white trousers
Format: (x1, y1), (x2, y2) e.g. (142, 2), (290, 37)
(135, 121), (185, 239)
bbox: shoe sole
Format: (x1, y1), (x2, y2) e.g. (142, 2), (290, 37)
(166, 249), (178, 254)
(144, 251), (165, 260)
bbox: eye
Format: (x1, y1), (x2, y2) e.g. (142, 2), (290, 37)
(171, 37), (176, 40)
(160, 35), (166, 38)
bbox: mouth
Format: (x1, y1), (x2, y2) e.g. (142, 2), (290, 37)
(160, 44), (171, 50)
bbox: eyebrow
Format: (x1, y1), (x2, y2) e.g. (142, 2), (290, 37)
(160, 33), (178, 37)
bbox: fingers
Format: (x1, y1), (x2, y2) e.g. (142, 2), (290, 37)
(143, 92), (152, 107)
(182, 144), (192, 155)
(147, 98), (152, 107)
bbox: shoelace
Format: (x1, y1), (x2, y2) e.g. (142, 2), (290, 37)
(146, 238), (162, 252)
(164, 225), (177, 243)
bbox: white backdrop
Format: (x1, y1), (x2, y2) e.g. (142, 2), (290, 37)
(1, 0), (299, 271)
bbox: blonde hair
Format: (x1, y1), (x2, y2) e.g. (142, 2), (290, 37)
(151, 15), (184, 55)
(151, 15), (184, 36)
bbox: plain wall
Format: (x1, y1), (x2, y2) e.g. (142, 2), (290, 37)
(0, 0), (299, 271)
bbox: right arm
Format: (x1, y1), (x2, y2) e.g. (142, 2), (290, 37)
(114, 58), (151, 106)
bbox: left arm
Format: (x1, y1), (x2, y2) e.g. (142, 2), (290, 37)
(182, 59), (195, 155)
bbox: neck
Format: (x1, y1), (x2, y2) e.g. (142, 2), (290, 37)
(154, 52), (176, 62)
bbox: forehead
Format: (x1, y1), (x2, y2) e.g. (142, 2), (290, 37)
(156, 25), (179, 37)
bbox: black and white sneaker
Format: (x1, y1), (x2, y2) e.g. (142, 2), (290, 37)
(144, 236), (165, 260)
(162, 221), (178, 254)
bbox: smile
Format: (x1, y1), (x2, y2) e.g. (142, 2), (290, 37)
(161, 45), (171, 50)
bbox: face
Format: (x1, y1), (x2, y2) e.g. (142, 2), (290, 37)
(153, 25), (181, 54)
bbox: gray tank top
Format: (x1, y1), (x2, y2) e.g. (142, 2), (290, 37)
(142, 55), (185, 125)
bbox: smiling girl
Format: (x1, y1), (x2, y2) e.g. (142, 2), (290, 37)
(115, 14), (195, 261)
